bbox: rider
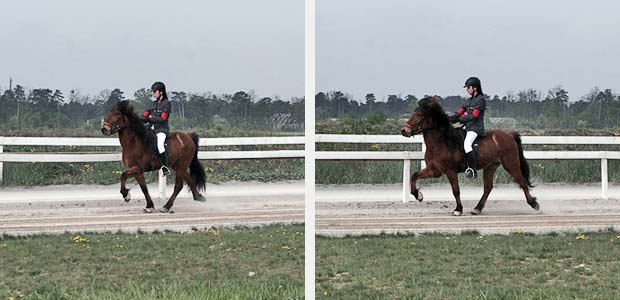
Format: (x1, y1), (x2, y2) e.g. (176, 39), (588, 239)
(143, 81), (172, 176)
(449, 76), (486, 179)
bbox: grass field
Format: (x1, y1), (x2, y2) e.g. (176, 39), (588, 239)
(315, 142), (620, 185)
(1, 159), (305, 186)
(0, 225), (303, 300)
(316, 159), (620, 185)
(317, 230), (620, 300)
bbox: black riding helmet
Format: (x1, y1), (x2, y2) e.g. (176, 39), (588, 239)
(464, 77), (481, 88)
(464, 77), (483, 95)
(150, 81), (168, 100)
(151, 81), (166, 93)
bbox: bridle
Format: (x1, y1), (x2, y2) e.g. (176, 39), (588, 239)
(403, 121), (424, 135)
(102, 120), (122, 134)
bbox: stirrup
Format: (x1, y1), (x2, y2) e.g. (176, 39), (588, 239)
(465, 167), (477, 179)
(161, 166), (170, 176)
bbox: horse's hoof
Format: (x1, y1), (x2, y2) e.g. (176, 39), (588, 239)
(143, 207), (154, 213)
(530, 202), (540, 211)
(194, 195), (207, 202)
(159, 207), (171, 213)
(471, 208), (482, 215)
(452, 210), (462, 216)
(417, 191), (424, 202)
(123, 192), (131, 202)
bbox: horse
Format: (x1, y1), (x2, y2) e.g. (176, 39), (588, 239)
(400, 96), (539, 216)
(101, 100), (207, 213)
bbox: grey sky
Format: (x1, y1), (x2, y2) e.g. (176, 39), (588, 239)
(317, 0), (620, 101)
(0, 0), (303, 100)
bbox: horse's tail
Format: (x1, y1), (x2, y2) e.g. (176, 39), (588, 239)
(513, 132), (535, 188)
(189, 132), (206, 192)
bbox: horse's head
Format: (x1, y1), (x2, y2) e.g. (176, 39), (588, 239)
(401, 97), (442, 137)
(101, 101), (131, 136)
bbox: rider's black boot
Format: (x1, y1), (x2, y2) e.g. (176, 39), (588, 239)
(159, 151), (170, 176)
(465, 151), (477, 179)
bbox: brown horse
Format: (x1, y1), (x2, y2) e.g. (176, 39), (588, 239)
(101, 101), (206, 213)
(401, 96), (538, 216)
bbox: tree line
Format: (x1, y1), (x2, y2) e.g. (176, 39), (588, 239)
(316, 86), (620, 129)
(3, 84), (619, 132)
(0, 85), (305, 132)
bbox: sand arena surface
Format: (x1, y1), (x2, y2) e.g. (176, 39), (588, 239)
(0, 181), (304, 235)
(316, 183), (620, 236)
(1, 182), (619, 236)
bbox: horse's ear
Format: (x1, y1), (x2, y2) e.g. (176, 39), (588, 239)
(117, 99), (133, 114)
(417, 97), (433, 107)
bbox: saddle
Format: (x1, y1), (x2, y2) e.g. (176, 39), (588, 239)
(147, 132), (171, 167)
(459, 133), (485, 171)
(471, 135), (483, 157)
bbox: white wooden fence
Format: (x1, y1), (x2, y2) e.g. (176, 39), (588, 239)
(315, 135), (620, 202)
(1, 135), (619, 202)
(0, 136), (305, 199)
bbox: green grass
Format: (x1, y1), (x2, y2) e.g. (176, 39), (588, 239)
(4, 155), (618, 186)
(0, 225), (304, 300)
(316, 231), (620, 300)
(0, 159), (304, 186)
(317, 159), (620, 185)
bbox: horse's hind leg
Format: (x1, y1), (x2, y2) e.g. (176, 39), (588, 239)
(184, 173), (206, 202)
(160, 173), (185, 213)
(502, 160), (539, 211)
(472, 163), (500, 215)
(134, 173), (156, 213)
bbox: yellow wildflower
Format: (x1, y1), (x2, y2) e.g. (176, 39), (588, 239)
(576, 234), (588, 240)
(72, 235), (89, 243)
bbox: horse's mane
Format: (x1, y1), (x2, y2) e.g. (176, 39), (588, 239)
(417, 97), (463, 150)
(117, 101), (156, 149)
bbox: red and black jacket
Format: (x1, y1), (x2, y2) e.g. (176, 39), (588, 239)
(143, 98), (172, 134)
(455, 94), (486, 136)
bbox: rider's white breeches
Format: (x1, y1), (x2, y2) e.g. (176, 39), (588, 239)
(157, 132), (167, 154)
(464, 131), (478, 153)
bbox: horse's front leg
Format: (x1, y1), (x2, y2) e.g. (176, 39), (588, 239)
(120, 166), (142, 202)
(445, 170), (463, 216)
(410, 166), (441, 202)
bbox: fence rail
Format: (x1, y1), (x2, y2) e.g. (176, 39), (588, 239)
(0, 136), (305, 199)
(315, 134), (620, 202)
(1, 135), (619, 202)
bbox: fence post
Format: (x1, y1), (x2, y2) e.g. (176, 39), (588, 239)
(403, 159), (411, 203)
(601, 158), (608, 199)
(0, 142), (3, 184)
(158, 170), (166, 201)
(420, 138), (426, 169)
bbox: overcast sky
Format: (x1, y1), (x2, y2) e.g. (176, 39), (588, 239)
(317, 0), (620, 102)
(0, 0), (303, 99)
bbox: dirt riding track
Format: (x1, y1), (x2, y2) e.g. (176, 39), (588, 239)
(0, 181), (304, 235)
(1, 182), (619, 236)
(317, 183), (620, 236)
